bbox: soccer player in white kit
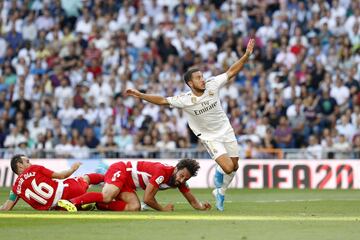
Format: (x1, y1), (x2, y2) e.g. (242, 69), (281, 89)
(126, 39), (255, 211)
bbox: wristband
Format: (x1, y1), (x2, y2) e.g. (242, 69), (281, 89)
(9, 190), (17, 201)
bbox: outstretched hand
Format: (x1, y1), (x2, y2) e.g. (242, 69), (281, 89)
(71, 162), (82, 171)
(163, 203), (174, 211)
(125, 88), (142, 98)
(246, 38), (255, 56)
(200, 201), (211, 211)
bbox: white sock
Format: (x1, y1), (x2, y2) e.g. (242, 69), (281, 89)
(220, 171), (236, 195)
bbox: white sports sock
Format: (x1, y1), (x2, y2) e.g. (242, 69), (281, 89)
(220, 171), (236, 195)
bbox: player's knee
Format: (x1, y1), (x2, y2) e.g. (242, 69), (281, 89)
(102, 193), (114, 203)
(127, 202), (141, 211)
(233, 162), (239, 172)
(82, 175), (90, 184)
(222, 165), (233, 174)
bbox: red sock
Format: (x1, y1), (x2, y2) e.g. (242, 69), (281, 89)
(70, 192), (104, 206)
(96, 201), (127, 211)
(85, 173), (104, 185)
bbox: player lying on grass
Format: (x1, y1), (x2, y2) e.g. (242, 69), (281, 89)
(58, 159), (211, 212)
(0, 154), (104, 211)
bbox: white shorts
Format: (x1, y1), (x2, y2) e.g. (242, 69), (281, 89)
(201, 140), (239, 160)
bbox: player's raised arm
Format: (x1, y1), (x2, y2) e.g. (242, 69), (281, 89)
(226, 38), (255, 79)
(52, 162), (82, 179)
(125, 89), (170, 106)
(143, 183), (174, 211)
(181, 191), (211, 211)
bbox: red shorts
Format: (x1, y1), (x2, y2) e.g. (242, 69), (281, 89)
(104, 162), (135, 193)
(62, 177), (89, 199)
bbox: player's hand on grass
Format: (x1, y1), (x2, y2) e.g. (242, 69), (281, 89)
(199, 201), (211, 211)
(163, 203), (174, 211)
(71, 162), (82, 171)
(125, 89), (142, 98)
(245, 38), (255, 56)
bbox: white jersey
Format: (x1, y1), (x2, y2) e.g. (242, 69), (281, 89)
(166, 73), (236, 142)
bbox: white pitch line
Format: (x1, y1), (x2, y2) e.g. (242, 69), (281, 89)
(173, 199), (360, 204)
(0, 214), (359, 221)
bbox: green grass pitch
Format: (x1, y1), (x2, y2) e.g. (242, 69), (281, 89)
(1, 187), (360, 240)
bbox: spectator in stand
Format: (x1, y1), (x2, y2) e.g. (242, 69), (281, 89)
(333, 134), (352, 159)
(317, 89), (338, 130)
(115, 127), (133, 152)
(352, 135), (360, 158)
(84, 127), (100, 149)
(306, 135), (322, 159)
(71, 109), (89, 135)
(274, 116), (294, 149)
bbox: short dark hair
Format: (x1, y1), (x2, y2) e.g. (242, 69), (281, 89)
(183, 68), (200, 87)
(10, 154), (25, 174)
(176, 158), (200, 177)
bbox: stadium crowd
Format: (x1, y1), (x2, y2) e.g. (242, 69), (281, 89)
(0, 0), (359, 159)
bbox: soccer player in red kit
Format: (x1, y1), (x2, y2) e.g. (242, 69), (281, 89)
(0, 154), (104, 211)
(59, 159), (211, 211)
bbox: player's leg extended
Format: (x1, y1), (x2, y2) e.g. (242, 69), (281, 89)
(221, 157), (239, 192)
(212, 154), (233, 211)
(212, 141), (239, 211)
(202, 140), (235, 174)
(218, 141), (240, 195)
(214, 154), (235, 175)
(68, 182), (120, 207)
(74, 161), (126, 206)
(97, 192), (140, 211)
(57, 177), (101, 212)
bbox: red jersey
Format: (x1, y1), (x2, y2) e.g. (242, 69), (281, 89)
(128, 161), (190, 193)
(12, 165), (62, 210)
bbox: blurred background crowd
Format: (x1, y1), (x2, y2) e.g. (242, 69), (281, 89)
(0, 0), (359, 159)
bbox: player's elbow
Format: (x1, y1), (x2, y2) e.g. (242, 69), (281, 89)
(143, 197), (153, 206)
(226, 71), (233, 80)
(143, 199), (150, 205)
(102, 193), (115, 203)
(58, 173), (69, 179)
(160, 99), (169, 106)
(52, 173), (66, 179)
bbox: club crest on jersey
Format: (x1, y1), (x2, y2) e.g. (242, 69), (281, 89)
(155, 176), (164, 184)
(191, 96), (197, 103)
(209, 91), (214, 96)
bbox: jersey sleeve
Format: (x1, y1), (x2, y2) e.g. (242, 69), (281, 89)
(166, 94), (186, 108)
(148, 169), (166, 189)
(178, 182), (190, 193)
(34, 165), (54, 178)
(207, 73), (229, 90)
